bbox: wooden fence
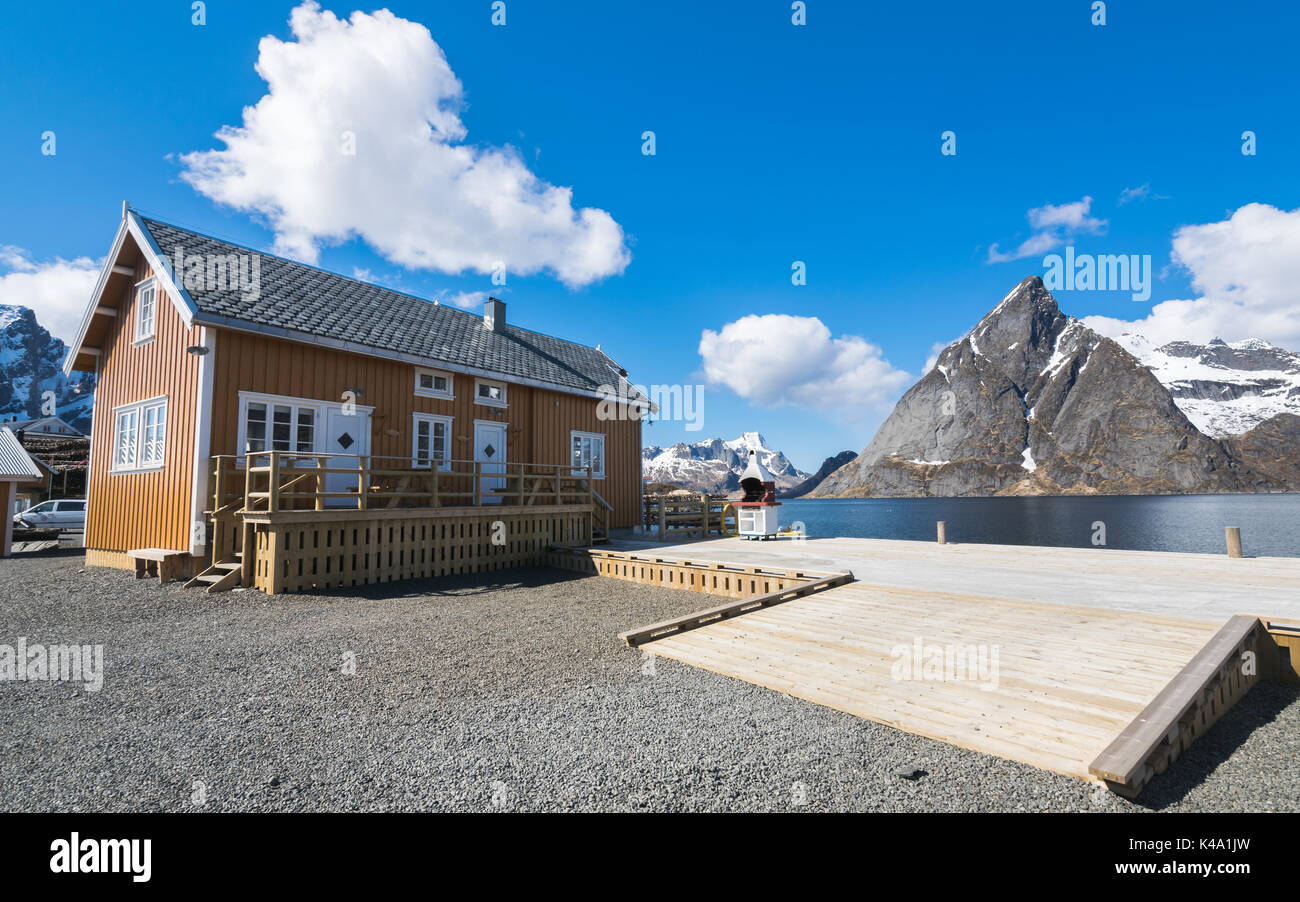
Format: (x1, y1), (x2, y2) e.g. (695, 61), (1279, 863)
(642, 493), (734, 541)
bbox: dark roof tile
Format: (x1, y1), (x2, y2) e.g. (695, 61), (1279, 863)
(138, 216), (631, 398)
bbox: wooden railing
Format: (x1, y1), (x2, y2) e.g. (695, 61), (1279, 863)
(643, 492), (734, 540)
(209, 452), (597, 515)
(591, 486), (613, 536)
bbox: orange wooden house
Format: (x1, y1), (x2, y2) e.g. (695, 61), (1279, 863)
(64, 205), (648, 592)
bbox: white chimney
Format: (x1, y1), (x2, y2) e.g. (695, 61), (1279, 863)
(484, 297), (505, 331)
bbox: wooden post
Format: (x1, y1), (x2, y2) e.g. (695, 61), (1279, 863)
(474, 461), (482, 506)
(213, 459), (226, 512)
(315, 456), (326, 511)
(658, 500), (667, 542)
(358, 456), (369, 510)
(701, 495), (710, 538)
(241, 521), (256, 586)
(244, 454), (254, 512)
(553, 466), (561, 506)
(937, 521), (947, 545)
(1226, 526), (1243, 559)
(1, 481), (14, 558)
(267, 452), (281, 512)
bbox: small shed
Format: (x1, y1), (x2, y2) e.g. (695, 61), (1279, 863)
(0, 426), (47, 557)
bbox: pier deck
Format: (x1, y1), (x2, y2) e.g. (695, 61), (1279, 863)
(607, 535), (1300, 622)
(604, 536), (1298, 790)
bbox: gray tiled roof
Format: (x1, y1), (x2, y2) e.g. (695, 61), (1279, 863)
(138, 215), (631, 397)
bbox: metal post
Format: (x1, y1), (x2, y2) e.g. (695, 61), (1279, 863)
(937, 521), (947, 545)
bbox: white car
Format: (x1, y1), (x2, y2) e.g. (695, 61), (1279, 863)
(13, 498), (87, 533)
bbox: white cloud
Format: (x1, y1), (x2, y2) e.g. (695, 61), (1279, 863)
(438, 290), (486, 310)
(988, 196), (1107, 263)
(698, 314), (910, 409)
(1084, 203), (1300, 348)
(179, 1), (629, 288)
(0, 247), (99, 344)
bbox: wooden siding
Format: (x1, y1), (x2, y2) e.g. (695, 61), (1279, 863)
(85, 256), (202, 554)
(209, 328), (644, 528)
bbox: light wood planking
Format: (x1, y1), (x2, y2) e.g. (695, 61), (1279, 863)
(640, 579), (1223, 781)
(606, 535), (1300, 622)
(250, 505), (591, 593)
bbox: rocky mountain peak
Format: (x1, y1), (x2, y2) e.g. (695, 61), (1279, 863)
(812, 279), (1266, 498)
(642, 432), (810, 495)
(934, 275), (1073, 402)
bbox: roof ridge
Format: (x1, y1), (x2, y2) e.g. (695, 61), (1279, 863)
(134, 212), (622, 363)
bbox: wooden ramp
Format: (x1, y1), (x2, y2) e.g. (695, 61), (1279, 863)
(634, 579), (1233, 788)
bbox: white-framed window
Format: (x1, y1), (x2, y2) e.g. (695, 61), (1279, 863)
(414, 367), (455, 400)
(240, 397), (317, 454)
(570, 430), (605, 478)
(112, 397), (167, 472)
(474, 378), (507, 408)
(134, 278), (156, 343)
(234, 392), (375, 466)
(412, 413), (453, 470)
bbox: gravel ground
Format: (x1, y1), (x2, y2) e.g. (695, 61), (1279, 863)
(1, 550), (1297, 812)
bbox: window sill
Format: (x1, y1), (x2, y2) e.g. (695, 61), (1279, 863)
(415, 391), (456, 401)
(110, 465), (165, 475)
(132, 335), (155, 348)
(474, 399), (508, 409)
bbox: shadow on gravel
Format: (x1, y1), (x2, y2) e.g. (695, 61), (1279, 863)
(1131, 681), (1300, 809)
(314, 566), (594, 601)
(7, 544), (84, 560)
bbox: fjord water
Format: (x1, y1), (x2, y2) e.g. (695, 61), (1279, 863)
(781, 494), (1300, 558)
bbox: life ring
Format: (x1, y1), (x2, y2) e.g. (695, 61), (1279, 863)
(720, 503), (739, 537)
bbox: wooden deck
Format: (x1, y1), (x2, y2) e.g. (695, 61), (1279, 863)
(604, 536), (1300, 790)
(641, 579), (1222, 781)
(608, 535), (1300, 622)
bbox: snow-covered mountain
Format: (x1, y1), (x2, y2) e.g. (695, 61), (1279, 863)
(0, 305), (96, 432)
(1114, 333), (1300, 437)
(642, 432), (811, 495)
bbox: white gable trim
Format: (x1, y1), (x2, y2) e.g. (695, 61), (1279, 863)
(62, 210), (198, 376)
(62, 218), (128, 376)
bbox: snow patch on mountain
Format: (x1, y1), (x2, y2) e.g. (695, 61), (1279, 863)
(0, 304), (96, 431)
(642, 432), (811, 495)
(1114, 333), (1300, 437)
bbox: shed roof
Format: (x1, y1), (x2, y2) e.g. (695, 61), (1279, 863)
(0, 427), (45, 481)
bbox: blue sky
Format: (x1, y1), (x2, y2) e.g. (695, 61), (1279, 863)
(2, 0), (1298, 470)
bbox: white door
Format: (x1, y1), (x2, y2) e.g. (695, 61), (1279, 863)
(474, 420), (507, 503)
(324, 406), (371, 506)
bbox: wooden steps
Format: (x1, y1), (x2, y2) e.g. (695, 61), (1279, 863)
(184, 556), (243, 593)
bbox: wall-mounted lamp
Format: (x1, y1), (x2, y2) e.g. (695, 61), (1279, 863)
(186, 345), (209, 356)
